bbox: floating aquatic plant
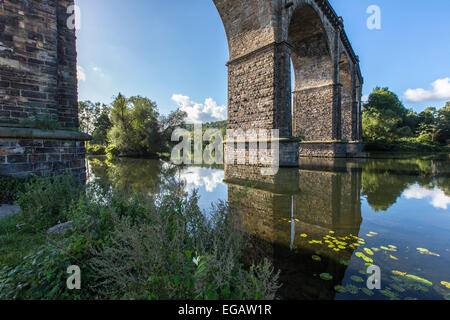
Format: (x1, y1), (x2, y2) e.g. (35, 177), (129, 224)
(345, 284), (359, 295)
(320, 273), (333, 281)
(441, 281), (450, 289)
(380, 289), (398, 299)
(416, 248), (440, 257)
(391, 271), (433, 287)
(312, 255), (321, 262)
(355, 252), (374, 263)
(361, 288), (375, 296)
(350, 275), (364, 283)
(364, 248), (374, 256)
(339, 259), (350, 266)
(334, 285), (347, 293)
(389, 283), (406, 293)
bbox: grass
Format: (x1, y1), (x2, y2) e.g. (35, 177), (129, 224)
(0, 214), (47, 267)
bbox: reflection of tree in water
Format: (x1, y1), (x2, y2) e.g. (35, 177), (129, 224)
(361, 157), (450, 212)
(87, 157), (185, 196)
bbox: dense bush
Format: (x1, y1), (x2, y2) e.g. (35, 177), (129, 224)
(362, 88), (449, 151)
(0, 176), (27, 204)
(16, 174), (82, 229)
(0, 176), (280, 300)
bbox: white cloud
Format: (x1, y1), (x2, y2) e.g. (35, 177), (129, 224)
(92, 66), (106, 78)
(404, 78), (450, 103)
(77, 65), (86, 81)
(171, 94), (226, 124)
(180, 167), (224, 193)
(403, 184), (450, 210)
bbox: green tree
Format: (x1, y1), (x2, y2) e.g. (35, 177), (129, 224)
(91, 106), (112, 146)
(108, 94), (162, 157)
(363, 87), (419, 142)
(159, 109), (188, 153)
(434, 102), (450, 144)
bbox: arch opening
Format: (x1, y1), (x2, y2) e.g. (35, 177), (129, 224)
(288, 4), (335, 141)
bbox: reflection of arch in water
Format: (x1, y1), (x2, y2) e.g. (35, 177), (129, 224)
(225, 161), (362, 300)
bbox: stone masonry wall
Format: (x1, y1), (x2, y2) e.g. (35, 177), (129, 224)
(0, 0), (88, 180)
(214, 0), (364, 159)
(0, 0), (78, 128)
(0, 137), (86, 181)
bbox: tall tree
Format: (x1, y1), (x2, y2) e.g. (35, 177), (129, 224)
(108, 94), (162, 157)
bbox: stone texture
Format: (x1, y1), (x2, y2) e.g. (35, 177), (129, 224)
(0, 0), (78, 127)
(214, 0), (364, 159)
(0, 138), (86, 181)
(0, 0), (88, 179)
(47, 221), (73, 234)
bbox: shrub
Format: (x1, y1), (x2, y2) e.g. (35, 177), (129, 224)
(1, 178), (281, 300)
(0, 176), (27, 204)
(0, 234), (99, 300)
(16, 174), (81, 229)
(88, 193), (280, 300)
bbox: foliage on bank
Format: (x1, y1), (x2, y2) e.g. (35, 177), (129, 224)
(362, 88), (449, 152)
(0, 175), (280, 300)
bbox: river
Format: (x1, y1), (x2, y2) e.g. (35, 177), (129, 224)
(87, 155), (450, 300)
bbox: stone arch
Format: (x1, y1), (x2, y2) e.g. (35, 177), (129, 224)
(213, 0), (277, 60)
(213, 0), (293, 138)
(288, 2), (336, 141)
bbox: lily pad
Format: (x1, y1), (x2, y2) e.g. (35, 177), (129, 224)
(380, 289), (398, 299)
(339, 259), (350, 266)
(405, 274), (433, 287)
(334, 285), (347, 293)
(351, 275), (365, 283)
(389, 283), (406, 293)
(361, 288), (375, 296)
(346, 284), (359, 294)
(312, 255), (322, 262)
(320, 273), (333, 281)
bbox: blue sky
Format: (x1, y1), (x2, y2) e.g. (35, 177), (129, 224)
(75, 0), (450, 121)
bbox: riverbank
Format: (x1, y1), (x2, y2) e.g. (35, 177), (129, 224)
(0, 174), (279, 300)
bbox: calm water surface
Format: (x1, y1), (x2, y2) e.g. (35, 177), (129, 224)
(87, 155), (450, 300)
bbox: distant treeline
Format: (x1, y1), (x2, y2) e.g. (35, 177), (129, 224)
(79, 88), (449, 158)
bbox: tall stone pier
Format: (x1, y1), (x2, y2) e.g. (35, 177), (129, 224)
(0, 0), (89, 180)
(214, 0), (364, 161)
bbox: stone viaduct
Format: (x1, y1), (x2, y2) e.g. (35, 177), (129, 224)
(214, 0), (364, 164)
(0, 0), (363, 179)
